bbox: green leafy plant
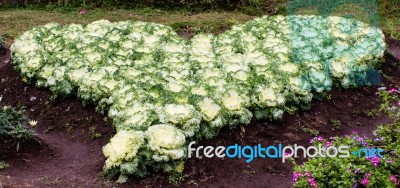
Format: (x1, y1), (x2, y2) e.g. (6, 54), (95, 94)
(365, 108), (381, 119)
(329, 119), (341, 130)
(89, 126), (102, 139)
(0, 161), (9, 170)
(0, 36), (5, 53)
(378, 87), (400, 119)
(168, 171), (187, 185)
(0, 105), (35, 151)
(301, 126), (319, 136)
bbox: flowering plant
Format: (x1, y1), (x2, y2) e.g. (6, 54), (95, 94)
(293, 88), (400, 188)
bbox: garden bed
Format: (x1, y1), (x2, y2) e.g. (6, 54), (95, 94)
(0, 37), (399, 187)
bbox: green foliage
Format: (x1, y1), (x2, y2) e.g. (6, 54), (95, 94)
(329, 119), (341, 129)
(365, 108), (381, 119)
(292, 87), (400, 188)
(378, 87), (400, 120)
(379, 0), (400, 40)
(89, 126), (102, 139)
(383, 20), (400, 40)
(0, 36), (5, 53)
(0, 161), (9, 170)
(0, 105), (35, 151)
(168, 171), (187, 185)
(293, 128), (400, 187)
(301, 126), (319, 136)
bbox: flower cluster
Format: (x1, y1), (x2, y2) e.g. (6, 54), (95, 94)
(345, 133), (369, 147)
(366, 156), (380, 167)
(292, 172), (303, 182)
(11, 15), (386, 178)
(388, 88), (400, 106)
(293, 126), (400, 187)
(378, 87), (400, 121)
(309, 136), (324, 144)
(294, 87), (400, 187)
(361, 172), (371, 186)
(390, 175), (399, 185)
(389, 88), (399, 94)
(293, 171), (318, 187)
(308, 177), (318, 187)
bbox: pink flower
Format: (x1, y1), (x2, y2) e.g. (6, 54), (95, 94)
(79, 9), (87, 15)
(390, 175), (398, 185)
(305, 172), (311, 177)
(397, 101), (400, 106)
(324, 141), (332, 147)
(308, 177), (318, 187)
(361, 178), (369, 186)
(367, 156), (380, 167)
(389, 88), (398, 93)
(310, 136), (324, 143)
(292, 172), (303, 182)
(351, 130), (358, 135)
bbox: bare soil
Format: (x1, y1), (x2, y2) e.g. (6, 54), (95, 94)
(0, 38), (399, 188)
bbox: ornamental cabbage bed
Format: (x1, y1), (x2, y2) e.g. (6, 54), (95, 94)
(10, 15), (386, 178)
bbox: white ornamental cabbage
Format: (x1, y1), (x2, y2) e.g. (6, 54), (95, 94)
(10, 15), (386, 178)
(157, 104), (202, 137)
(147, 124), (186, 162)
(102, 130), (145, 170)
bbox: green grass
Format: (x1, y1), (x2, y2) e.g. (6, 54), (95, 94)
(0, 0), (398, 45)
(0, 9), (254, 45)
(378, 0), (400, 39)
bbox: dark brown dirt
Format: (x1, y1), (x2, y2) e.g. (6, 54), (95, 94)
(387, 38), (400, 61)
(0, 38), (399, 188)
(0, 48), (115, 187)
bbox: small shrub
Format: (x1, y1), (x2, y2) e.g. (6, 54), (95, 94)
(329, 119), (341, 129)
(0, 36), (5, 53)
(0, 161), (9, 170)
(0, 105), (35, 151)
(168, 172), (187, 185)
(301, 126), (319, 136)
(89, 126), (102, 139)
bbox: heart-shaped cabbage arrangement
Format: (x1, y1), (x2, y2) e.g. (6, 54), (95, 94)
(11, 15), (385, 178)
